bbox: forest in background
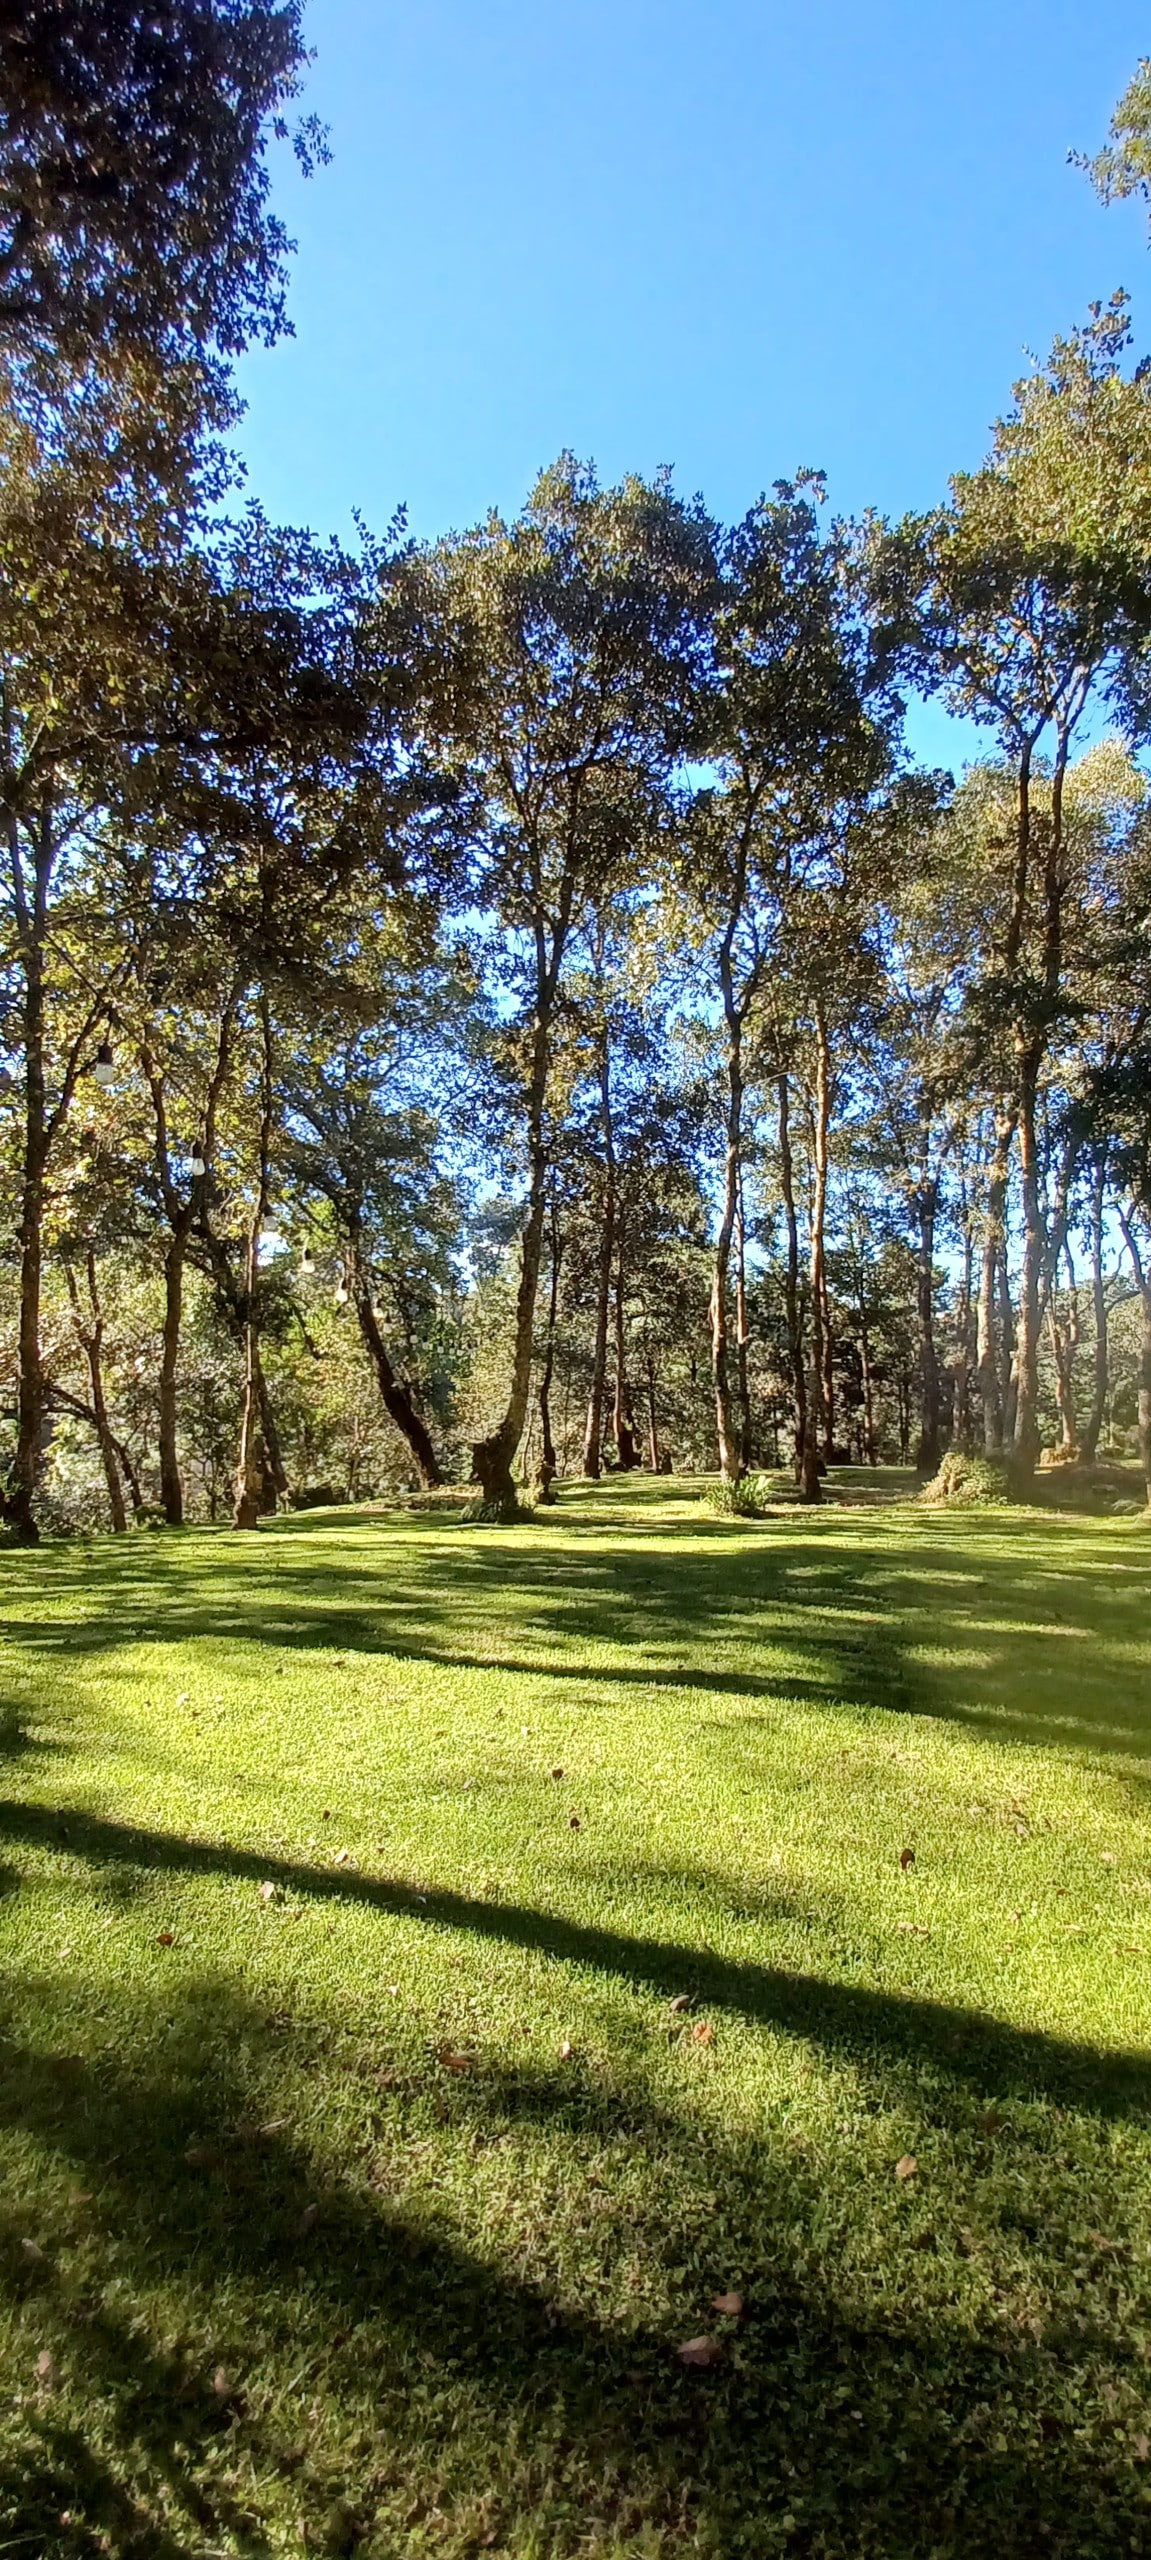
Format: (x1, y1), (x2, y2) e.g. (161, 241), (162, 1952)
(5, 5), (1151, 1540)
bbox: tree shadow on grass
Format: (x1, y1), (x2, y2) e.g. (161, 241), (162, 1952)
(0, 1968), (1147, 2560)
(0, 1798), (1148, 2124)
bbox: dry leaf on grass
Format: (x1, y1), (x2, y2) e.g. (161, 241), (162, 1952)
(894, 2154), (918, 2181)
(19, 2238), (45, 2262)
(569, 1814), (582, 1831)
(691, 2020), (715, 2046)
(35, 2350), (55, 2387)
(676, 2334), (721, 2367)
(900, 1847), (916, 1872)
(156, 1931), (175, 1947)
(668, 1994), (694, 2014)
(257, 1881), (279, 1904)
(296, 2204), (319, 2235)
(212, 2366), (234, 2402)
(559, 2039), (574, 2060)
(551, 1766), (565, 1780)
(711, 2291), (744, 2318)
(438, 2050), (474, 2075)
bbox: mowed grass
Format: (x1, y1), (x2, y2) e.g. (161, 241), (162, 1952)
(1, 1479), (1150, 2560)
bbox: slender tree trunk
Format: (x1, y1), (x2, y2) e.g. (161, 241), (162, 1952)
(233, 1211), (264, 1532)
(535, 1208), (562, 1501)
(1047, 1246), (1079, 1459)
(711, 1012), (744, 1481)
(1120, 1214), (1151, 1507)
(800, 1016), (831, 1505)
(976, 1115), (1013, 1455)
(734, 1171), (753, 1472)
(952, 1193), (975, 1456)
(1081, 1152), (1109, 1464)
(776, 1073), (806, 1480)
(5, 813), (50, 1544)
(998, 1243), (1018, 1446)
(612, 1241), (639, 1469)
(256, 1357), (288, 1510)
(158, 1227), (189, 1525)
(1013, 1052), (1044, 1478)
(857, 1290), (877, 1466)
(63, 1253), (128, 1532)
(473, 907), (565, 1507)
(353, 1254), (443, 1488)
(914, 1177), (942, 1474)
(581, 1028), (615, 1479)
(644, 1345), (661, 1473)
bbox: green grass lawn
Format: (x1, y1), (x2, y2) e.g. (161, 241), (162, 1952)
(1, 1477), (1150, 2560)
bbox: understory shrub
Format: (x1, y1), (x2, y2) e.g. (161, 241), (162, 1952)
(920, 1450), (1014, 1509)
(707, 1470), (776, 1518)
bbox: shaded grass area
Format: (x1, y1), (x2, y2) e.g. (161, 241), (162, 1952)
(0, 1480), (1150, 2557)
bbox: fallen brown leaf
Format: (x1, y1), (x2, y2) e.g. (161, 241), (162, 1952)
(551, 1766), (565, 1780)
(569, 1814), (581, 1831)
(212, 2365), (233, 2401)
(20, 2238), (45, 2262)
(1135, 2434), (1149, 2463)
(559, 2038), (574, 2060)
(333, 1849), (350, 1866)
(184, 2141), (223, 2170)
(668, 1994), (694, 2014)
(257, 1881), (278, 1904)
(156, 1931), (175, 1947)
(676, 2334), (721, 2368)
(692, 2020), (716, 2046)
(35, 2350), (55, 2387)
(900, 1847), (915, 1872)
(438, 2050), (474, 2074)
(296, 2204), (319, 2234)
(711, 2291), (744, 2317)
(894, 2154), (918, 2181)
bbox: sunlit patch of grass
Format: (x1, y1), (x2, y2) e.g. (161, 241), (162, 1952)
(0, 1484), (1149, 2555)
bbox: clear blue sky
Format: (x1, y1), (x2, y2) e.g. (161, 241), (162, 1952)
(236, 0), (1151, 763)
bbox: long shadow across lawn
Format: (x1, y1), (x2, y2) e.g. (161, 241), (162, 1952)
(0, 1797), (1147, 2123)
(5, 1498), (1150, 1766)
(0, 1965), (1146, 2560)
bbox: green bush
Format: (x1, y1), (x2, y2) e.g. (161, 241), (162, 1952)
(920, 1450), (1014, 1509)
(706, 1470), (777, 1519)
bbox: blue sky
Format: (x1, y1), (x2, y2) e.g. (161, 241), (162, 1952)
(236, 0), (1151, 765)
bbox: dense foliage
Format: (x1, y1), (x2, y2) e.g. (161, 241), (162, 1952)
(3, 26), (1151, 1539)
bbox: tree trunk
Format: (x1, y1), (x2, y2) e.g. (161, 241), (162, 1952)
(857, 1291), (878, 1466)
(1047, 1249), (1079, 1460)
(5, 815), (50, 1544)
(581, 1028), (615, 1479)
(1081, 1152), (1109, 1464)
(734, 1171), (753, 1472)
(799, 1016), (831, 1505)
(535, 1208), (562, 1501)
(976, 1115), (1013, 1455)
(776, 1074), (806, 1480)
(952, 1193), (975, 1456)
(612, 1242), (639, 1470)
(77, 1252), (128, 1532)
(354, 1261), (443, 1488)
(159, 1227), (188, 1525)
(1012, 1053), (1044, 1479)
(710, 1014), (743, 1482)
(914, 1177), (942, 1474)
(1120, 1215), (1151, 1507)
(256, 1357), (288, 1511)
(644, 1345), (661, 1473)
(473, 1001), (553, 1510)
(233, 1213), (264, 1532)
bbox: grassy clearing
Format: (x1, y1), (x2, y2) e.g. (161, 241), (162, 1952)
(0, 1476), (1150, 2558)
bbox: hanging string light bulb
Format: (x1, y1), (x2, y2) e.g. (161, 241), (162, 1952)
(93, 1040), (115, 1091)
(190, 1143), (206, 1179)
(334, 1274), (348, 1306)
(259, 1207), (280, 1250)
